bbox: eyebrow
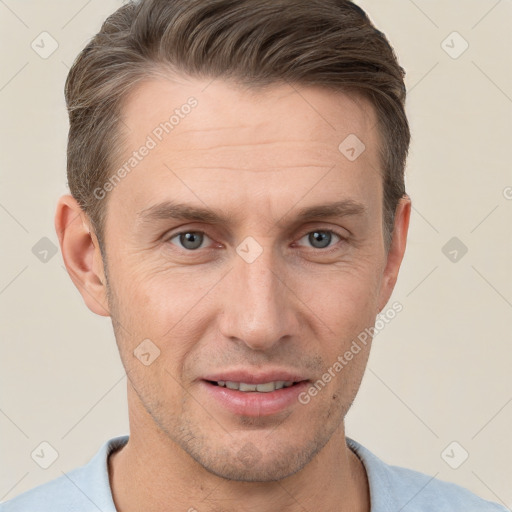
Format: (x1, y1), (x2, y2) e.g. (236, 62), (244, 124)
(136, 199), (367, 227)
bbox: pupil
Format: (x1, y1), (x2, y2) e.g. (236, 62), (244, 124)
(310, 231), (330, 249)
(181, 232), (202, 250)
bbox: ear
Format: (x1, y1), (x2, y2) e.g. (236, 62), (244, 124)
(55, 194), (110, 317)
(377, 194), (411, 313)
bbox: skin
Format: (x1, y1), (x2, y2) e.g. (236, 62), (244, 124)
(55, 76), (410, 512)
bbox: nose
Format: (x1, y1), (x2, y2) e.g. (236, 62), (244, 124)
(218, 243), (298, 352)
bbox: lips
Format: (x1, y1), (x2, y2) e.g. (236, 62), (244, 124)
(199, 369), (310, 416)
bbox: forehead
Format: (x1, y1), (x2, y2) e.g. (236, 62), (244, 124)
(108, 76), (382, 223)
(120, 76), (379, 157)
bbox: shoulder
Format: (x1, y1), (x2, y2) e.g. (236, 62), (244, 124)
(346, 437), (508, 512)
(0, 435), (128, 512)
(0, 469), (92, 512)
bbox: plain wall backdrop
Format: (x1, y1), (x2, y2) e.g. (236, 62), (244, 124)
(1, 0), (511, 506)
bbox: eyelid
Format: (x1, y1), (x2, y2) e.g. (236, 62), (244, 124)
(293, 221), (350, 244)
(166, 230), (216, 250)
(295, 223), (349, 240)
(293, 228), (347, 251)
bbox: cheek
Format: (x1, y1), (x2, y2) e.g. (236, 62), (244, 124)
(297, 259), (382, 331)
(292, 263), (381, 397)
(107, 262), (220, 377)
(110, 254), (210, 329)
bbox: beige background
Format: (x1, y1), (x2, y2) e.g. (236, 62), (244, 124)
(1, 0), (511, 507)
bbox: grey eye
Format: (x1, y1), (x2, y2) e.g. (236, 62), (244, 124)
(170, 231), (208, 250)
(299, 230), (340, 249)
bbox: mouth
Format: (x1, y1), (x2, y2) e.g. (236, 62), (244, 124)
(200, 376), (310, 416)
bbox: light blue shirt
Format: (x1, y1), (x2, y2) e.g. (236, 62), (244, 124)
(1, 435), (507, 511)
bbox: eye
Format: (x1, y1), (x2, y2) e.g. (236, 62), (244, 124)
(168, 231), (211, 251)
(166, 228), (345, 253)
(296, 229), (343, 250)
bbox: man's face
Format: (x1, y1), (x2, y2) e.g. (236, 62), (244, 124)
(95, 77), (404, 481)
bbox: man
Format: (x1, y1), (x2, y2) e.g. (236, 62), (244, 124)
(1, 0), (507, 511)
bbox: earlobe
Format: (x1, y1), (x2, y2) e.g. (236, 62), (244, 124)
(377, 194), (411, 313)
(55, 194), (110, 317)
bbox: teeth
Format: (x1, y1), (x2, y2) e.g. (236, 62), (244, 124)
(239, 382), (257, 392)
(216, 380), (296, 392)
(257, 381), (277, 392)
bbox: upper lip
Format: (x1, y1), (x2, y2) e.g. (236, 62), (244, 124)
(201, 369), (309, 384)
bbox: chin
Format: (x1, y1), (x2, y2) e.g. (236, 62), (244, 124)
(200, 452), (308, 482)
(182, 433), (329, 483)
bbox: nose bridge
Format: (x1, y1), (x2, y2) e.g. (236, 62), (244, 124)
(219, 240), (295, 350)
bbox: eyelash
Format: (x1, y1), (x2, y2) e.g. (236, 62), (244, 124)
(165, 228), (346, 253)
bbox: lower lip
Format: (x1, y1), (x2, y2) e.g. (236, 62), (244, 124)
(200, 380), (310, 417)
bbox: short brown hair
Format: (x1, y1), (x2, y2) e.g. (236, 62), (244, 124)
(65, 0), (410, 252)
